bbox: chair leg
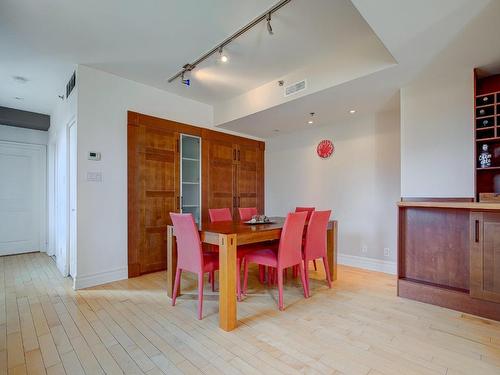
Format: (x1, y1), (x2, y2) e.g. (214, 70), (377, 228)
(243, 259), (250, 295)
(277, 268), (284, 311)
(210, 271), (215, 292)
(298, 262), (309, 298)
(304, 260), (310, 296)
(198, 272), (204, 320)
(258, 265), (265, 283)
(323, 256), (332, 288)
(313, 259), (318, 271)
(237, 258), (242, 301)
(172, 268), (182, 306)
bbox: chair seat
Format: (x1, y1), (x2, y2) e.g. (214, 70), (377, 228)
(202, 252), (219, 273)
(244, 248), (278, 267)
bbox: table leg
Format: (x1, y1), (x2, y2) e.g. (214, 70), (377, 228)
(218, 233), (237, 331)
(167, 225), (178, 298)
(327, 221), (338, 281)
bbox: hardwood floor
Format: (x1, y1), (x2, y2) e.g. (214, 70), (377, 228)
(2, 253), (500, 374)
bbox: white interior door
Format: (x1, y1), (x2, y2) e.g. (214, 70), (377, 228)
(0, 141), (46, 256)
(68, 121), (77, 278)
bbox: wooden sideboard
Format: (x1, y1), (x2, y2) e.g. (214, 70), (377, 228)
(398, 201), (500, 320)
(128, 111), (264, 277)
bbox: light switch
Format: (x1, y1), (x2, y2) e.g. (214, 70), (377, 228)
(88, 151), (101, 161)
(86, 171), (102, 182)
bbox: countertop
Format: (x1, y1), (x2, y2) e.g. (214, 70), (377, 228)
(398, 201), (500, 210)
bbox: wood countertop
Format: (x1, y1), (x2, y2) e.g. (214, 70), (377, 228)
(398, 201), (500, 210)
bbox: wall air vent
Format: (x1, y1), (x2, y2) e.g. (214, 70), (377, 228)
(66, 71), (76, 99)
(284, 79), (306, 97)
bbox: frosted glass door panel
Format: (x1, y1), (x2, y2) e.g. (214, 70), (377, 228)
(180, 135), (201, 224)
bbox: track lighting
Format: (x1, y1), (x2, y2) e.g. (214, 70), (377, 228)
(219, 47), (228, 63)
(167, 0), (291, 83)
(266, 13), (274, 35)
(308, 112), (315, 124)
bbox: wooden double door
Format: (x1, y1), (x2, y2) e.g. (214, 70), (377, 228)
(128, 112), (264, 277)
(204, 135), (264, 222)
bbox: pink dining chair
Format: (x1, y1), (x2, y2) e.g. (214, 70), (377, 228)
(243, 211), (309, 310)
(170, 213), (218, 320)
(295, 207), (318, 270)
(302, 210), (332, 294)
(239, 207), (258, 221)
(295, 206), (315, 220)
(209, 208), (232, 222)
(208, 207), (252, 301)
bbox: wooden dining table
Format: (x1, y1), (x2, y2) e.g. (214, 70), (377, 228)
(166, 217), (338, 331)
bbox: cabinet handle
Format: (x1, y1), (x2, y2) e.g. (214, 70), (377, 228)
(233, 149), (236, 161)
(233, 196), (236, 207)
(475, 220), (480, 243)
(238, 196), (240, 207)
(237, 150), (240, 161)
(176, 196), (179, 210)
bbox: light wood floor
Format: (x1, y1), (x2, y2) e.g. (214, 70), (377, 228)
(2, 253), (500, 375)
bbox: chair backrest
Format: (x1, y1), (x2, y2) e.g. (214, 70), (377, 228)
(208, 208), (232, 222)
(295, 207), (315, 220)
(170, 213), (203, 273)
(238, 207), (258, 221)
(303, 210), (331, 261)
(278, 211), (308, 269)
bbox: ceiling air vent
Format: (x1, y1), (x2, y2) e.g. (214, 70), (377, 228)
(66, 71), (76, 99)
(284, 79), (306, 97)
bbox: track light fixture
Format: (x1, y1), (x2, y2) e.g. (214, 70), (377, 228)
(167, 0), (291, 84)
(266, 13), (274, 35)
(219, 47), (228, 63)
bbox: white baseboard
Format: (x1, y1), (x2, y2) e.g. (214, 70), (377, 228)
(338, 254), (397, 275)
(73, 267), (128, 290)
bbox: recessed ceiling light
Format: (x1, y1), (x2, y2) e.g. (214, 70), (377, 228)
(308, 120), (314, 124)
(349, 109), (356, 114)
(14, 96), (23, 100)
(12, 76), (29, 84)
(273, 129), (280, 132)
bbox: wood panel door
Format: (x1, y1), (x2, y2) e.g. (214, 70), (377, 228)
(205, 139), (237, 220)
(471, 212), (500, 302)
(235, 143), (264, 218)
(128, 123), (179, 277)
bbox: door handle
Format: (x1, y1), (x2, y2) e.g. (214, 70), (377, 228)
(233, 196), (236, 207)
(237, 196), (240, 207)
(475, 220), (480, 243)
(176, 196), (179, 211)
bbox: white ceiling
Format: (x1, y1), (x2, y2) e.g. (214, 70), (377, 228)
(1, 0), (499, 138)
(219, 0), (498, 138)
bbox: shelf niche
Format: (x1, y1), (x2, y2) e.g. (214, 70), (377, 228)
(475, 69), (500, 200)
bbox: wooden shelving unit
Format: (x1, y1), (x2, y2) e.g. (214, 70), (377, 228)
(474, 69), (500, 200)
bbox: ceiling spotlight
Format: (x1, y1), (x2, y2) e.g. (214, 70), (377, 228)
(181, 72), (190, 87)
(266, 13), (274, 35)
(218, 47), (228, 63)
(308, 112), (315, 124)
(349, 109), (356, 114)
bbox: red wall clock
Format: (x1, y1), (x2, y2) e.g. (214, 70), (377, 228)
(316, 139), (334, 159)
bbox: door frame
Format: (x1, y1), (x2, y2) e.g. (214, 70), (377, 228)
(67, 118), (77, 280)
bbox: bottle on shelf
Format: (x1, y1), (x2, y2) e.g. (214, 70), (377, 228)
(479, 144), (492, 168)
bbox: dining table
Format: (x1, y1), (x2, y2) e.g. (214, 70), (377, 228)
(166, 217), (338, 331)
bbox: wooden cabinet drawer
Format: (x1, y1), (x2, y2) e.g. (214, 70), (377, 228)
(476, 94), (495, 106)
(476, 106), (495, 118)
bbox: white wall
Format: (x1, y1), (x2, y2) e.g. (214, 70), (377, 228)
(265, 108), (400, 270)
(400, 0), (500, 198)
(74, 65), (214, 288)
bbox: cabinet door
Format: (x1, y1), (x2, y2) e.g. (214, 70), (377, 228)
(129, 124), (179, 276)
(206, 139), (237, 218)
(471, 212), (500, 302)
(236, 143), (264, 217)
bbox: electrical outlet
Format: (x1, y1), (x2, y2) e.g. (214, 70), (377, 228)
(384, 248), (390, 257)
(361, 246), (368, 254)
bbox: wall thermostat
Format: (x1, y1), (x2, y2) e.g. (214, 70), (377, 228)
(88, 151), (101, 161)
